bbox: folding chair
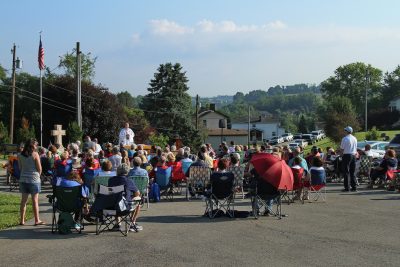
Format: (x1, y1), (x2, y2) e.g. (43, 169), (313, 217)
(358, 155), (372, 184)
(250, 179), (283, 219)
(228, 166), (245, 199)
(308, 169), (327, 202)
(9, 159), (20, 191)
(385, 169), (400, 190)
(156, 167), (173, 201)
(181, 161), (192, 176)
(40, 157), (54, 185)
(206, 172), (235, 218)
(93, 184), (138, 236)
(170, 161), (186, 195)
(47, 186), (86, 234)
(127, 175), (150, 208)
(289, 167), (305, 204)
(187, 166), (211, 200)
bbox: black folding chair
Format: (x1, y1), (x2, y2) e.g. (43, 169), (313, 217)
(250, 179), (284, 220)
(205, 172), (235, 218)
(47, 186), (86, 234)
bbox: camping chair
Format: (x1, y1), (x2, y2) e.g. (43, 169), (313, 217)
(9, 159), (20, 191)
(40, 157), (54, 185)
(92, 184), (139, 236)
(289, 167), (305, 204)
(308, 169), (327, 202)
(181, 161), (192, 176)
(83, 168), (101, 189)
(228, 166), (245, 199)
(170, 161), (186, 195)
(90, 176), (112, 204)
(205, 172), (235, 218)
(187, 166), (211, 200)
(156, 167), (173, 201)
(358, 155), (372, 184)
(385, 169), (400, 190)
(250, 179), (283, 219)
(127, 175), (150, 208)
(47, 186), (86, 234)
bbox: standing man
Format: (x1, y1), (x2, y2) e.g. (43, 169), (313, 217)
(341, 126), (358, 192)
(119, 122), (135, 146)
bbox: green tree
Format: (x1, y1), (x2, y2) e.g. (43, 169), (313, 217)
(67, 121), (83, 143)
(0, 121), (10, 144)
(140, 63), (201, 148)
(123, 107), (149, 144)
(321, 96), (360, 143)
(148, 133), (169, 148)
(280, 112), (298, 133)
(298, 115), (309, 134)
(0, 64), (6, 81)
(16, 117), (36, 144)
(382, 65), (400, 106)
(321, 62), (382, 115)
(117, 91), (137, 108)
(59, 49), (97, 82)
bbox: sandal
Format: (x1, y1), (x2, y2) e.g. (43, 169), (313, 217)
(34, 221), (46, 226)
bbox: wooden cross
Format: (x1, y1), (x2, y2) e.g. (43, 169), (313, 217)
(51, 124), (66, 146)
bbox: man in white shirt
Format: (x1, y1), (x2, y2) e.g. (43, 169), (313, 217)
(340, 126), (358, 192)
(119, 122), (135, 146)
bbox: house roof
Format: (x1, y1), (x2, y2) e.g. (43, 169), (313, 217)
(207, 129), (248, 136)
(198, 110), (230, 119)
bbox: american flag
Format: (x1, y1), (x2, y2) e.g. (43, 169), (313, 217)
(38, 37), (45, 70)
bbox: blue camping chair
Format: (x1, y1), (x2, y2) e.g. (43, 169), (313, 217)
(156, 167), (173, 200)
(10, 159), (20, 191)
(181, 161), (193, 176)
(83, 168), (101, 191)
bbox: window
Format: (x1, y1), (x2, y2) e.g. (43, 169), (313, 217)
(203, 120), (207, 127)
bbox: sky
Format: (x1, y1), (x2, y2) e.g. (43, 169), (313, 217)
(1, 0), (400, 97)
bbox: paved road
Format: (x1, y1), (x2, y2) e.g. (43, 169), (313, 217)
(0, 170), (399, 266)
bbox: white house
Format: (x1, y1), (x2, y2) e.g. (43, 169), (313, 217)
(389, 97), (400, 111)
(232, 117), (286, 142)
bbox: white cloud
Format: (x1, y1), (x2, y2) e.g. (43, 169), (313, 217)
(197, 19), (214, 32)
(131, 33), (141, 43)
(149, 19), (194, 35)
(263, 20), (287, 30)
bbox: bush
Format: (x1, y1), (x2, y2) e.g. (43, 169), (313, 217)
(365, 126), (379, 140)
(149, 133), (169, 148)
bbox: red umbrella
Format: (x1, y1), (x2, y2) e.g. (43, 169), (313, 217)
(250, 153), (280, 175)
(262, 160), (294, 191)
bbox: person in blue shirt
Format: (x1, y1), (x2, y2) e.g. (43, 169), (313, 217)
(128, 157), (149, 177)
(108, 163), (142, 232)
(288, 147), (309, 174)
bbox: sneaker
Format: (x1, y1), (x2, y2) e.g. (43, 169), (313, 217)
(350, 188), (358, 192)
(130, 223), (143, 232)
(341, 189), (350, 192)
(74, 223), (81, 230)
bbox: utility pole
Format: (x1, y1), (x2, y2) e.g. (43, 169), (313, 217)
(247, 105), (250, 146)
(365, 69), (369, 132)
(76, 42), (82, 129)
(195, 94), (199, 130)
(9, 44), (16, 143)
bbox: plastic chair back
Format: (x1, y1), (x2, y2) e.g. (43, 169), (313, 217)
(156, 167), (172, 188)
(55, 186), (82, 212)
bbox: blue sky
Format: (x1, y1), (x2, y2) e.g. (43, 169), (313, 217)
(1, 0), (400, 96)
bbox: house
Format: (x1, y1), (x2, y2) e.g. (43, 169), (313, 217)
(231, 116), (286, 142)
(198, 104), (249, 147)
(198, 104), (231, 129)
(206, 129), (248, 149)
(389, 97), (400, 111)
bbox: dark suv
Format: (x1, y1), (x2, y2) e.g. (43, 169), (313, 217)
(389, 134), (400, 156)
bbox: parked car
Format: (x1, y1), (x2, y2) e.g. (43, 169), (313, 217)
(269, 136), (284, 145)
(389, 135), (400, 157)
(288, 142), (300, 150)
(302, 134), (317, 144)
(281, 133), (293, 142)
(293, 133), (302, 140)
(293, 139), (308, 148)
(357, 141), (389, 159)
(311, 130), (325, 141)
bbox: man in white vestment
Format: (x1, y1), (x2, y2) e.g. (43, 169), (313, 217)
(119, 122), (135, 146)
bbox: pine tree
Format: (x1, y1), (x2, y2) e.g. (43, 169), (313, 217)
(140, 63), (201, 148)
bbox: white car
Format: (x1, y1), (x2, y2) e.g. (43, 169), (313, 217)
(293, 139), (308, 148)
(357, 141), (389, 159)
(311, 130), (324, 141)
(281, 133), (294, 142)
(269, 136), (284, 145)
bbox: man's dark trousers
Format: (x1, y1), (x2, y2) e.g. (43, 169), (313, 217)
(342, 154), (356, 190)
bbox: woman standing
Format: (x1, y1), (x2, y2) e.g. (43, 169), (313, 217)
(18, 138), (44, 225)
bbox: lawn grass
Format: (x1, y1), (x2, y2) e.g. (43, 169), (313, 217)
(303, 130), (400, 154)
(0, 193), (32, 230)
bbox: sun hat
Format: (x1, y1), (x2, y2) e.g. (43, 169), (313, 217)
(344, 126), (353, 133)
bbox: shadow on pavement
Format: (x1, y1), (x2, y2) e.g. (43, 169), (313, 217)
(139, 214), (235, 224)
(0, 227), (87, 240)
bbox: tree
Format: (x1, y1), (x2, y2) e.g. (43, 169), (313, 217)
(59, 49), (97, 82)
(67, 121), (83, 143)
(140, 63), (201, 148)
(116, 91), (137, 108)
(16, 117), (36, 144)
(298, 115), (309, 134)
(280, 112), (298, 133)
(0, 121), (9, 144)
(382, 65), (400, 106)
(321, 62), (382, 115)
(123, 107), (149, 144)
(321, 96), (360, 144)
(0, 64), (6, 81)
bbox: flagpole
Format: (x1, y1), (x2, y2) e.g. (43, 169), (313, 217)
(40, 68), (43, 146)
